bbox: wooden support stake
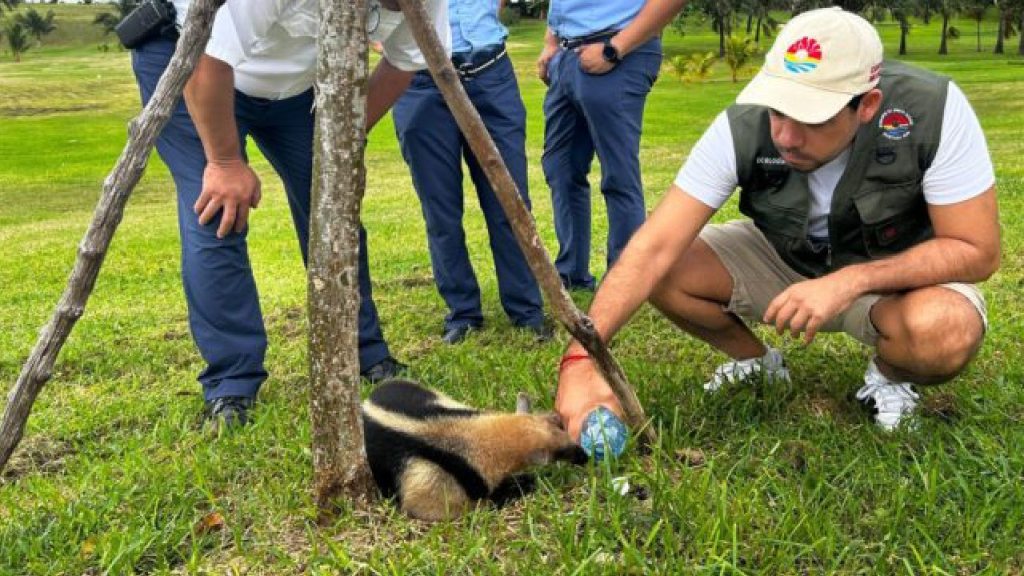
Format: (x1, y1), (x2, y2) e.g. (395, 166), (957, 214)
(396, 0), (655, 447)
(0, 0), (225, 474)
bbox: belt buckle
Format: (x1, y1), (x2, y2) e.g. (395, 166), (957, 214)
(456, 61), (475, 78)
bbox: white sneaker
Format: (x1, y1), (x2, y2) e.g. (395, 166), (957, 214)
(855, 358), (920, 431)
(703, 347), (791, 392)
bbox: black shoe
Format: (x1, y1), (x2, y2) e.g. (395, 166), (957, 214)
(519, 318), (555, 342)
(559, 274), (596, 292)
(361, 356), (408, 384)
(205, 396), (253, 433)
(441, 324), (476, 345)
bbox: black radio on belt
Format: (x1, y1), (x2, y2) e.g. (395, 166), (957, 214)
(115, 0), (178, 49)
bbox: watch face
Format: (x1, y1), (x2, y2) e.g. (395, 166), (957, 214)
(603, 42), (618, 62)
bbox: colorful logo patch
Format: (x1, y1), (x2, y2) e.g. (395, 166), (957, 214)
(879, 108), (913, 140)
(784, 37), (822, 74)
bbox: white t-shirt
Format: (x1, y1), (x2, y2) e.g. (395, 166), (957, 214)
(175, 0), (451, 100)
(674, 82), (995, 239)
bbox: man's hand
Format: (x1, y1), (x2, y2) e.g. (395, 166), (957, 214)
(555, 355), (624, 441)
(194, 159), (262, 239)
(763, 273), (862, 344)
(577, 42), (616, 75)
(537, 42), (559, 85)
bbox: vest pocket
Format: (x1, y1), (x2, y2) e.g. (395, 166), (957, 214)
(852, 183), (932, 258)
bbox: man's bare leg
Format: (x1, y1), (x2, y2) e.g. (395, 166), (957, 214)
(870, 287), (984, 385)
(648, 238), (766, 359)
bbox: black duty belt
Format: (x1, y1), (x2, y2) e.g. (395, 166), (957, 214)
(451, 43), (507, 79)
(557, 29), (617, 50)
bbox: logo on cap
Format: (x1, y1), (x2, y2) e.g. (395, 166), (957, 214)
(879, 108), (913, 140)
(784, 37), (822, 74)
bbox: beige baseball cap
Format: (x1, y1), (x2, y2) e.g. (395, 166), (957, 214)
(736, 7), (883, 124)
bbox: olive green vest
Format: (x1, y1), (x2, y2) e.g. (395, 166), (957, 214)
(727, 60), (949, 278)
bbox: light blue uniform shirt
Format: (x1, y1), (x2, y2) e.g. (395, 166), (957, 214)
(548, 0), (644, 39)
(449, 0), (507, 53)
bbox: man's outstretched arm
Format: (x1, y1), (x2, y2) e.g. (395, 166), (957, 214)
(557, 187), (715, 439)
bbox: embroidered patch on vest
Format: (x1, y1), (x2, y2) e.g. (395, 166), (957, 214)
(784, 37), (822, 74)
(879, 108), (913, 140)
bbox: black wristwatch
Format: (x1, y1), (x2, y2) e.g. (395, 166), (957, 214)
(602, 37), (621, 65)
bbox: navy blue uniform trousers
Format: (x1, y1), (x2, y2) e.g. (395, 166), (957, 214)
(132, 38), (391, 401)
(542, 37), (662, 289)
(392, 55), (543, 331)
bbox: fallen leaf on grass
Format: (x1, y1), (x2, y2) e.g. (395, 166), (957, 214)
(194, 511), (226, 535)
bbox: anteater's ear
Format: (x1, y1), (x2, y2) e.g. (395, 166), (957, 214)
(516, 392), (532, 414)
(543, 411), (566, 430)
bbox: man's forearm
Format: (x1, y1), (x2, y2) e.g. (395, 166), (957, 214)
(837, 236), (999, 298)
(183, 55), (242, 164)
(613, 0), (688, 56)
(568, 190), (714, 354)
(367, 58), (414, 132)
(836, 190), (1001, 296)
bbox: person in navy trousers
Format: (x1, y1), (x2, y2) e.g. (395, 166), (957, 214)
(130, 0), (450, 429)
(538, 0), (687, 290)
(394, 0), (550, 345)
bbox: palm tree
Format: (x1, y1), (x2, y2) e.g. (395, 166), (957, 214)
(997, 0), (1024, 54)
(961, 0), (991, 51)
(925, 0), (963, 54)
(724, 35), (758, 82)
(14, 8), (56, 46)
(5, 20), (30, 62)
(93, 0), (138, 38)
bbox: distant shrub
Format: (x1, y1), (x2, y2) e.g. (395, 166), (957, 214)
(499, 6), (520, 27)
(669, 51), (716, 83)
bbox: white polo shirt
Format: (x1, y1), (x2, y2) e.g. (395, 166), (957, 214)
(173, 0), (450, 100)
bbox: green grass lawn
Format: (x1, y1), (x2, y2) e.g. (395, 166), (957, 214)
(2, 8), (1023, 575)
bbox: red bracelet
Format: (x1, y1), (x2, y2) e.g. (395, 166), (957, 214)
(559, 353), (591, 372)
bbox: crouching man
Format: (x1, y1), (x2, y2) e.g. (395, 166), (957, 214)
(556, 7), (999, 433)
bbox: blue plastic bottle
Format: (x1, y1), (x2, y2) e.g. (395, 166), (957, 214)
(579, 406), (628, 461)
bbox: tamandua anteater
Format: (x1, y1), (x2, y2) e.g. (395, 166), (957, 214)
(362, 379), (588, 521)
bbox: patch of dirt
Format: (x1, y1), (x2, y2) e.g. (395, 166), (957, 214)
(921, 391), (960, 422)
(0, 435), (74, 483)
(380, 273), (435, 289)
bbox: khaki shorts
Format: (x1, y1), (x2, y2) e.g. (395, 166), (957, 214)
(699, 220), (988, 346)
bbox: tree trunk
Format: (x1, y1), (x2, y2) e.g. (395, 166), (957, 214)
(939, 14), (949, 55)
(755, 16), (762, 44)
(994, 11), (1004, 54)
(745, 12), (752, 34)
(976, 19), (982, 52)
(0, 0), (225, 475)
(395, 0), (656, 448)
(1019, 15), (1024, 55)
(899, 20), (908, 55)
(308, 0), (377, 519)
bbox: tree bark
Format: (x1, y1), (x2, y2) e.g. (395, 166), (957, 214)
(1019, 15), (1024, 55)
(939, 14), (949, 55)
(395, 0), (656, 448)
(0, 0), (225, 475)
(899, 19), (908, 56)
(994, 10), (1005, 54)
(308, 0), (377, 519)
